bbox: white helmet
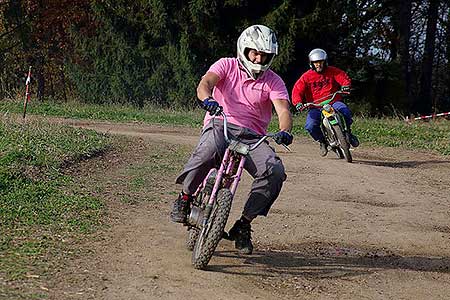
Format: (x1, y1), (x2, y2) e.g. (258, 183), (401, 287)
(237, 25), (278, 79)
(308, 48), (328, 71)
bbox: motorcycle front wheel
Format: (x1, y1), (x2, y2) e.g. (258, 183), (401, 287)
(192, 188), (232, 269)
(333, 147), (345, 159)
(333, 124), (352, 163)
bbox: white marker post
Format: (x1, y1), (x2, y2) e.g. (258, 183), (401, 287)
(22, 66), (32, 119)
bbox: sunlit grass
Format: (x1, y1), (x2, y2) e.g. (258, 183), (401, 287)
(283, 113), (450, 155)
(0, 98), (203, 127)
(354, 117), (450, 155)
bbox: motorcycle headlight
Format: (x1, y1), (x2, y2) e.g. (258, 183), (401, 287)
(323, 104), (333, 113)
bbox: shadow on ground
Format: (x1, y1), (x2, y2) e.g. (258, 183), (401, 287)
(355, 159), (450, 168)
(206, 242), (450, 279)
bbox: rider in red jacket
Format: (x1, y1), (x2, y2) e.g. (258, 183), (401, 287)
(292, 48), (359, 156)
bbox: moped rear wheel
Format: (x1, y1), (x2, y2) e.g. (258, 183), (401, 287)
(333, 124), (352, 163)
(192, 188), (232, 269)
(186, 227), (199, 251)
(185, 169), (217, 251)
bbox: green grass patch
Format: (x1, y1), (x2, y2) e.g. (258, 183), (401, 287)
(287, 112), (450, 155)
(354, 117), (450, 155)
(0, 98), (203, 127)
(0, 117), (112, 297)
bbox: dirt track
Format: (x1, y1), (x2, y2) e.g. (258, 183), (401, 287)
(47, 119), (450, 300)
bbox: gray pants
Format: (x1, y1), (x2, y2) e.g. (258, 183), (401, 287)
(176, 119), (286, 219)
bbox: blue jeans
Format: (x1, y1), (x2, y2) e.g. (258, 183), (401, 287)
(304, 101), (353, 142)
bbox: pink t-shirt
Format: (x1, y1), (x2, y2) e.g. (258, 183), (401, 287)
(203, 57), (289, 135)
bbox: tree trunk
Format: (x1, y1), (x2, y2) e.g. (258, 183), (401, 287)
(397, 0), (412, 111)
(446, 5), (450, 111)
(60, 65), (67, 102)
(35, 56), (45, 101)
(417, 0), (439, 115)
(347, 0), (359, 57)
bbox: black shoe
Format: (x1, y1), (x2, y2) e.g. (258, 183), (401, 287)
(319, 142), (328, 157)
(228, 220), (253, 255)
(170, 192), (192, 223)
(349, 134), (359, 147)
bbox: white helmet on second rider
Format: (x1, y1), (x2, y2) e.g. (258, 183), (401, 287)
(308, 48), (328, 71)
(237, 24), (278, 79)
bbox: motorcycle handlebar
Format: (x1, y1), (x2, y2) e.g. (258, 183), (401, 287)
(296, 90), (350, 111)
(218, 112), (290, 151)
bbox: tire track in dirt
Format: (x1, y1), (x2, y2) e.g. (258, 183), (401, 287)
(46, 117), (450, 300)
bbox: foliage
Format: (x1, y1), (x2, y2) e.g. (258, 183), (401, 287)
(0, 0), (91, 100)
(1, 0), (449, 115)
(66, 0), (209, 108)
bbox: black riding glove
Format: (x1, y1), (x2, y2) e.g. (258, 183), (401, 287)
(273, 131), (293, 146)
(199, 97), (223, 116)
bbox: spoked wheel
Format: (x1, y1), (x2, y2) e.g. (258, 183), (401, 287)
(324, 127), (344, 159)
(333, 124), (352, 163)
(186, 227), (200, 251)
(333, 147), (345, 159)
(185, 169), (217, 251)
(192, 188), (232, 269)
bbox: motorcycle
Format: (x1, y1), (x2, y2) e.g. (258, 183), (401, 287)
(297, 90), (353, 163)
(184, 112), (289, 269)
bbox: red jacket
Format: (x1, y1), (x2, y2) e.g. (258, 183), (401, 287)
(291, 66), (351, 106)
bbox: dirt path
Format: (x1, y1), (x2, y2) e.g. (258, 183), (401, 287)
(47, 118), (450, 300)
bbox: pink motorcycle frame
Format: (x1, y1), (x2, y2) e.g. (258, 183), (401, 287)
(188, 112), (290, 269)
(193, 112), (274, 207)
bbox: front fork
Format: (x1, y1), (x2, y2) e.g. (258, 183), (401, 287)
(200, 149), (245, 228)
(321, 109), (349, 146)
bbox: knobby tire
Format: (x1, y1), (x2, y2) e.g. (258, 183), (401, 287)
(333, 124), (352, 163)
(323, 124), (344, 159)
(186, 169), (217, 251)
(186, 228), (199, 251)
(192, 188), (233, 269)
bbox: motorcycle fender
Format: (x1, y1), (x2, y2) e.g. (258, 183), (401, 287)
(321, 118), (337, 147)
(322, 109), (333, 118)
(322, 117), (333, 131)
(322, 113), (338, 127)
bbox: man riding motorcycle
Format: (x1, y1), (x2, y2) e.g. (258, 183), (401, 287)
(291, 48), (359, 156)
(170, 25), (293, 255)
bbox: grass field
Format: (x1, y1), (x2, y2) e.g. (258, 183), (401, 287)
(2, 98), (449, 155)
